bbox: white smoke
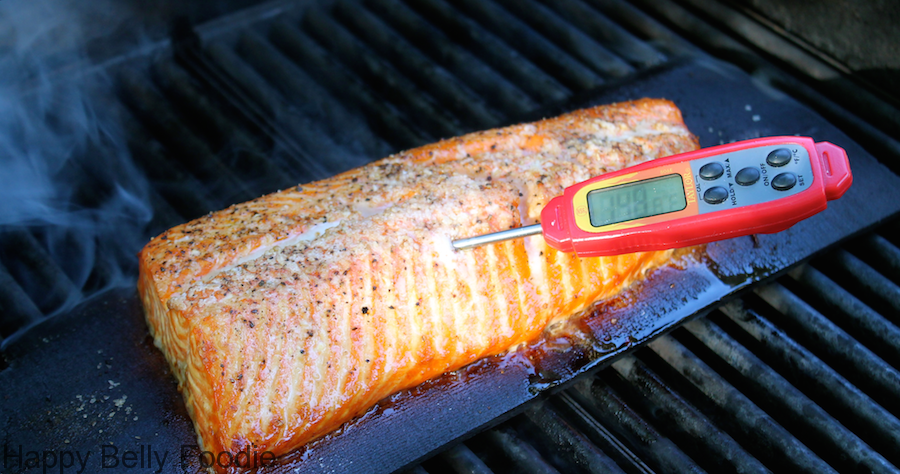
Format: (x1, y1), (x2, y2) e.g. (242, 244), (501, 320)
(0, 0), (156, 346)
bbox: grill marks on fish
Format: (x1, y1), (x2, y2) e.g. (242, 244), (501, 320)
(138, 99), (699, 469)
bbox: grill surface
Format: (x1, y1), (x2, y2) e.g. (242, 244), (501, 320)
(1, 0), (899, 473)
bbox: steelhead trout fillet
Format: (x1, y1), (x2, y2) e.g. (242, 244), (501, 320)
(138, 98), (699, 470)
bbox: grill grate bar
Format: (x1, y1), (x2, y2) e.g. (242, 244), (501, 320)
(567, 378), (701, 474)
(178, 39), (335, 180)
(406, 0), (571, 105)
(584, 0), (701, 59)
(267, 20), (429, 149)
(204, 41), (282, 119)
(550, 391), (658, 474)
(755, 283), (900, 411)
(682, 317), (896, 473)
(450, 0), (605, 91)
(332, 1), (502, 130)
(518, 403), (627, 474)
(223, 30), (380, 174)
(822, 248), (900, 325)
(364, 0), (537, 118)
(787, 263), (900, 367)
(538, 0), (667, 69)
(477, 428), (562, 474)
(718, 302), (900, 461)
(302, 6), (463, 139)
(117, 70), (259, 202)
(0, 230), (81, 317)
(647, 334), (837, 473)
(143, 188), (186, 234)
(123, 117), (220, 219)
(227, 33), (346, 171)
(859, 233), (900, 283)
(238, 41), (385, 169)
(150, 60), (272, 168)
(609, 355), (768, 473)
(151, 58), (302, 190)
(433, 444), (495, 474)
(493, 0), (636, 79)
(0, 260), (44, 340)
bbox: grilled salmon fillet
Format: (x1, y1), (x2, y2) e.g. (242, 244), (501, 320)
(138, 98), (699, 468)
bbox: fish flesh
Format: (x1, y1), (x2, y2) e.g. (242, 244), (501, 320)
(138, 98), (699, 470)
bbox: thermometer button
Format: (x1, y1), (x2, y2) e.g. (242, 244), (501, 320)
(703, 186), (729, 204)
(699, 162), (725, 180)
(772, 172), (798, 191)
(766, 148), (792, 167)
(735, 167), (760, 186)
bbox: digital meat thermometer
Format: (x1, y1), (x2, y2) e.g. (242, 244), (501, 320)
(452, 136), (852, 257)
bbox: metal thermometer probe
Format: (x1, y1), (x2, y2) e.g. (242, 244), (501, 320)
(452, 224), (542, 250)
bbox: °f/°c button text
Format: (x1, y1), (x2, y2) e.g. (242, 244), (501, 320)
(703, 186), (729, 204)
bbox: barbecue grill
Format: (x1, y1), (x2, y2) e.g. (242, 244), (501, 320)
(2, 0), (899, 473)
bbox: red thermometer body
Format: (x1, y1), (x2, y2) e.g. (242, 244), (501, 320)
(534, 136), (852, 257)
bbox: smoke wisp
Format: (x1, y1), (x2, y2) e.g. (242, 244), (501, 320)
(0, 0), (158, 347)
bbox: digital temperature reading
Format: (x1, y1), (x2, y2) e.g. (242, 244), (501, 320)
(587, 174), (687, 227)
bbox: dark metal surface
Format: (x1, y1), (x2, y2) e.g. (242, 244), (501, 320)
(2, 57), (899, 473)
(0, 290), (202, 472)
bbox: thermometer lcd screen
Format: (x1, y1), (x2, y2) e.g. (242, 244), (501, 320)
(587, 174), (687, 227)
